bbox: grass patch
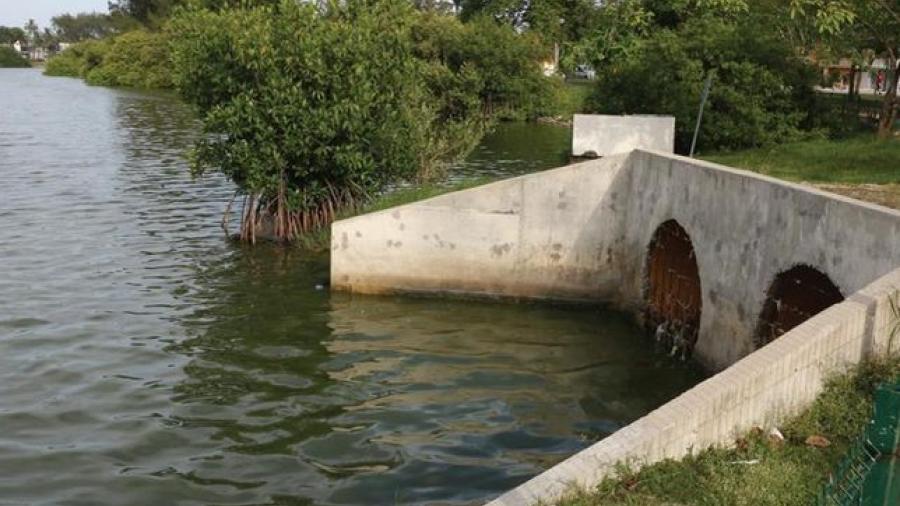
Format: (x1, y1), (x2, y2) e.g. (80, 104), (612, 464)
(702, 135), (900, 185)
(558, 356), (900, 506)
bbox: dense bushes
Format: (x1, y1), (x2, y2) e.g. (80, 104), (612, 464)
(43, 0), (556, 242)
(85, 30), (171, 87)
(0, 46), (30, 68)
(170, 0), (493, 242)
(587, 15), (818, 153)
(43, 42), (91, 77)
(45, 30), (170, 88)
(413, 14), (557, 121)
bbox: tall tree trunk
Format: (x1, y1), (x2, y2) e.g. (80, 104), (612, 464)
(877, 56), (899, 139)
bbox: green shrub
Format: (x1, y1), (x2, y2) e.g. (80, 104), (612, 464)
(0, 46), (30, 68)
(587, 15), (817, 153)
(45, 38), (111, 78)
(412, 13), (557, 121)
(44, 49), (84, 76)
(45, 30), (170, 88)
(169, 0), (483, 242)
(85, 30), (171, 88)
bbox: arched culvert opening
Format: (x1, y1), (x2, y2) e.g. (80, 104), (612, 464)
(644, 220), (702, 359)
(754, 265), (844, 348)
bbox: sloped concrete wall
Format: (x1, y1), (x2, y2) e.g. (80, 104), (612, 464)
(571, 114), (675, 157)
(331, 153), (633, 302)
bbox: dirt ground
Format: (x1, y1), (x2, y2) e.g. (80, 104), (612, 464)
(812, 183), (900, 211)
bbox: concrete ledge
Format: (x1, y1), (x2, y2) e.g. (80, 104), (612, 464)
(572, 114), (674, 157)
(851, 267), (900, 354)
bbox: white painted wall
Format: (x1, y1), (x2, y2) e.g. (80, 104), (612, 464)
(331, 153), (632, 303)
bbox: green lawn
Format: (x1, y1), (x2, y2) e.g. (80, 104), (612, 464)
(702, 135), (900, 185)
(558, 356), (900, 506)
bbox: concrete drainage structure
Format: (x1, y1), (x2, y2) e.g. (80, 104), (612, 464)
(330, 150), (900, 505)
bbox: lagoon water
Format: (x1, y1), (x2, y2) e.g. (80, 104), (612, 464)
(0, 69), (703, 505)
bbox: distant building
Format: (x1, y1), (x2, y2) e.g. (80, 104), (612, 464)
(12, 39), (51, 62)
(821, 58), (893, 94)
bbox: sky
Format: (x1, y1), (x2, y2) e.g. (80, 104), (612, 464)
(0, 0), (110, 30)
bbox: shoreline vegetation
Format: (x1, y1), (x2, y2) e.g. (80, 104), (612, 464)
(45, 0), (560, 243)
(0, 46), (30, 68)
(555, 355), (900, 506)
(37, 1), (898, 244)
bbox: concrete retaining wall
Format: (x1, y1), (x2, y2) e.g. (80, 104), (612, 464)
(571, 114), (675, 157)
(331, 148), (900, 505)
(487, 267), (900, 506)
(332, 150), (900, 370)
(331, 153), (633, 303)
(618, 151), (900, 369)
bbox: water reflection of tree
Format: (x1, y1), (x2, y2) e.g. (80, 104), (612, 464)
(168, 247), (334, 451)
(319, 296), (705, 504)
(162, 243), (702, 504)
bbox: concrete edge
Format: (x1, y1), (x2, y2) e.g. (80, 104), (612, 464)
(635, 149), (900, 219)
(330, 152), (633, 229)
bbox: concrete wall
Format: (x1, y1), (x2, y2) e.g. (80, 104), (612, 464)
(331, 153), (633, 303)
(618, 151), (900, 369)
(487, 267), (900, 506)
(332, 150), (900, 370)
(331, 148), (900, 505)
(571, 115), (675, 157)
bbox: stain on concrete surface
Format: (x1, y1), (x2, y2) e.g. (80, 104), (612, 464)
(491, 243), (513, 257)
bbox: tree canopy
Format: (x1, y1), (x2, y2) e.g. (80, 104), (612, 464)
(168, 0), (550, 242)
(790, 0), (900, 137)
(50, 12), (136, 42)
(0, 26), (26, 44)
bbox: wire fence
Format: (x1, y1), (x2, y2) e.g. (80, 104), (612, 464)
(817, 380), (900, 505)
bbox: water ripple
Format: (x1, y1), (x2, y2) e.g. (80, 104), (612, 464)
(0, 69), (703, 505)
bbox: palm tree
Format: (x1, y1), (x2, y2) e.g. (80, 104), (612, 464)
(24, 19), (39, 45)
